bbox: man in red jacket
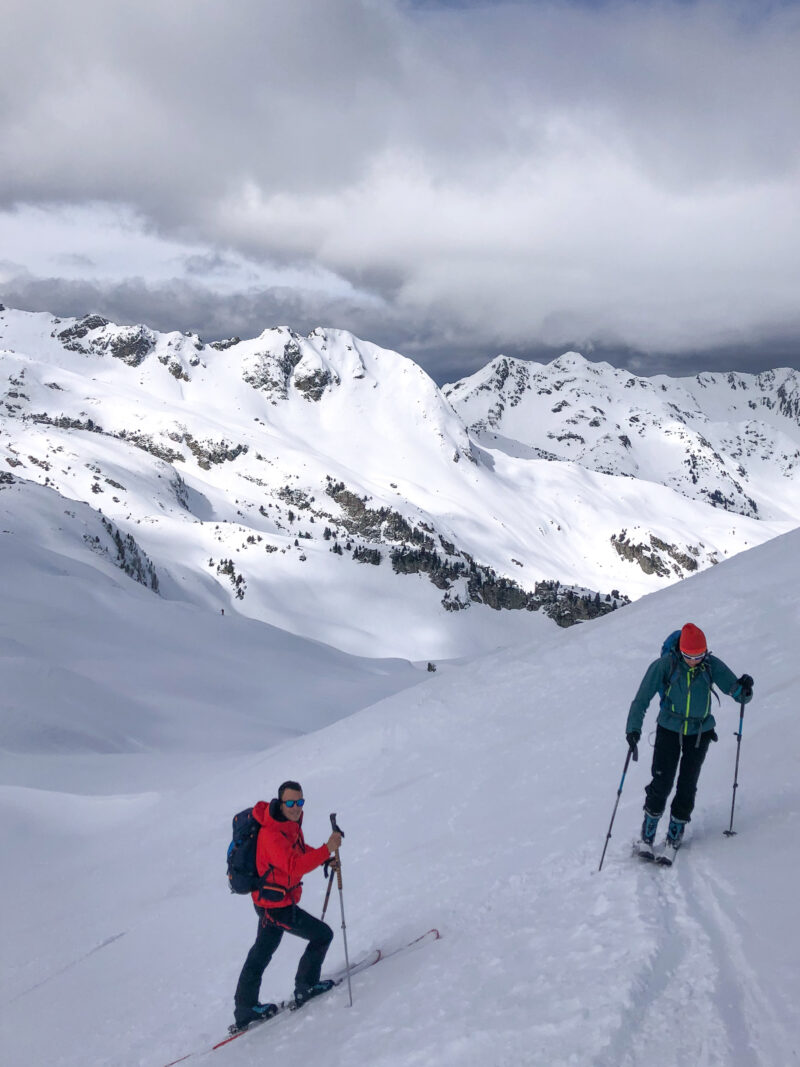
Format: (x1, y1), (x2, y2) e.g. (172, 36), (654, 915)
(233, 781), (343, 1031)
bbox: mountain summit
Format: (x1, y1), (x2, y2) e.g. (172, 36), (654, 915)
(1, 306), (796, 659)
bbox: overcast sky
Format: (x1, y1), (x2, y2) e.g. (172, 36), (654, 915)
(2, 0), (799, 382)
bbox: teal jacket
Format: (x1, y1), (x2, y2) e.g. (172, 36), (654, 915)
(626, 653), (750, 737)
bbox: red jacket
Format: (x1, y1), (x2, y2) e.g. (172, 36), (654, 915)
(251, 799), (330, 910)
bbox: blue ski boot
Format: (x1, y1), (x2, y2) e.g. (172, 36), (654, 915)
(230, 1001), (278, 1033)
(637, 810), (661, 861)
(294, 979), (335, 1009)
(665, 818), (686, 852)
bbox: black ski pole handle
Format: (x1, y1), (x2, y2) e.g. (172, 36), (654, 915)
(329, 813), (345, 890)
(323, 814), (344, 880)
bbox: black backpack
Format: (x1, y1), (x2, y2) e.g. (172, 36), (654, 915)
(226, 808), (263, 894)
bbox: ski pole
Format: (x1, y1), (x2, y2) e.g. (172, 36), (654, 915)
(598, 743), (637, 872)
(329, 812), (353, 1006)
(723, 701), (746, 837)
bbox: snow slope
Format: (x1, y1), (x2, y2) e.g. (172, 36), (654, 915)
(1, 509), (797, 1065)
(0, 478), (424, 776)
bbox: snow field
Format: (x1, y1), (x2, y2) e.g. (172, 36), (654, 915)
(1, 524), (798, 1065)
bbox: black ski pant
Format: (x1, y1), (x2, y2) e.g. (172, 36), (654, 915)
(234, 904), (333, 1025)
(644, 725), (715, 824)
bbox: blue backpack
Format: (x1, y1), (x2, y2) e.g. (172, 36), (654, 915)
(226, 806), (291, 902)
(226, 808), (263, 894)
(658, 630), (682, 700)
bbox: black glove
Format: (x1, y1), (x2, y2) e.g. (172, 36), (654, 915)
(626, 730), (641, 751)
(733, 674), (754, 701)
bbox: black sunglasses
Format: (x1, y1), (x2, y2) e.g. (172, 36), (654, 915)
(283, 798), (305, 808)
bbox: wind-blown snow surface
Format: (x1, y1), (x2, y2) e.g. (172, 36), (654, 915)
(1, 522), (798, 1064)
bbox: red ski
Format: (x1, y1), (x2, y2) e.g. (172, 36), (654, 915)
(161, 928), (440, 1066)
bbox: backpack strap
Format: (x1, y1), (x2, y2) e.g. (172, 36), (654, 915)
(660, 630), (683, 700)
(663, 647), (681, 696)
(702, 654), (721, 706)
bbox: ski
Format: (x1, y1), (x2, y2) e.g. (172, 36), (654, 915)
(160, 955), (377, 1066)
(632, 837), (680, 868)
(633, 839), (655, 862)
(655, 843), (679, 867)
(160, 928), (440, 1066)
(213, 950), (381, 1048)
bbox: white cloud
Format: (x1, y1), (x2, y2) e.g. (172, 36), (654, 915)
(212, 139), (800, 352)
(1, 0), (799, 368)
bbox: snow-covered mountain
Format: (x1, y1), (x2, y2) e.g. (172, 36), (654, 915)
(1, 480), (797, 1066)
(1, 306), (796, 660)
(2, 305), (798, 1065)
(445, 352), (800, 523)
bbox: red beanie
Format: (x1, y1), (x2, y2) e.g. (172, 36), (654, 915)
(679, 623), (707, 656)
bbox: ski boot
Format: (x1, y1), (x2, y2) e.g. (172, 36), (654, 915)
(665, 818), (686, 853)
(637, 810), (661, 861)
(229, 1001), (279, 1034)
(293, 979), (335, 1009)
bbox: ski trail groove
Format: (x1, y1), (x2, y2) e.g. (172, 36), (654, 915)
(593, 848), (734, 1067)
(4, 931), (127, 1006)
(680, 852), (792, 1067)
(592, 858), (692, 1067)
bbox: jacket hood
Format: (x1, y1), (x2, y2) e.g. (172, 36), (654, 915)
(252, 798), (303, 827)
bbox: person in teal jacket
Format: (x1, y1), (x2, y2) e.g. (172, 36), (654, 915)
(625, 622), (753, 857)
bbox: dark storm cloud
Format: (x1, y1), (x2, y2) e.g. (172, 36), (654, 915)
(2, 266), (797, 386)
(0, 269), (413, 359)
(2, 0), (799, 377)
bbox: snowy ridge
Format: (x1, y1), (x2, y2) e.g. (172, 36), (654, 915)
(445, 351), (800, 522)
(1, 306), (795, 660)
